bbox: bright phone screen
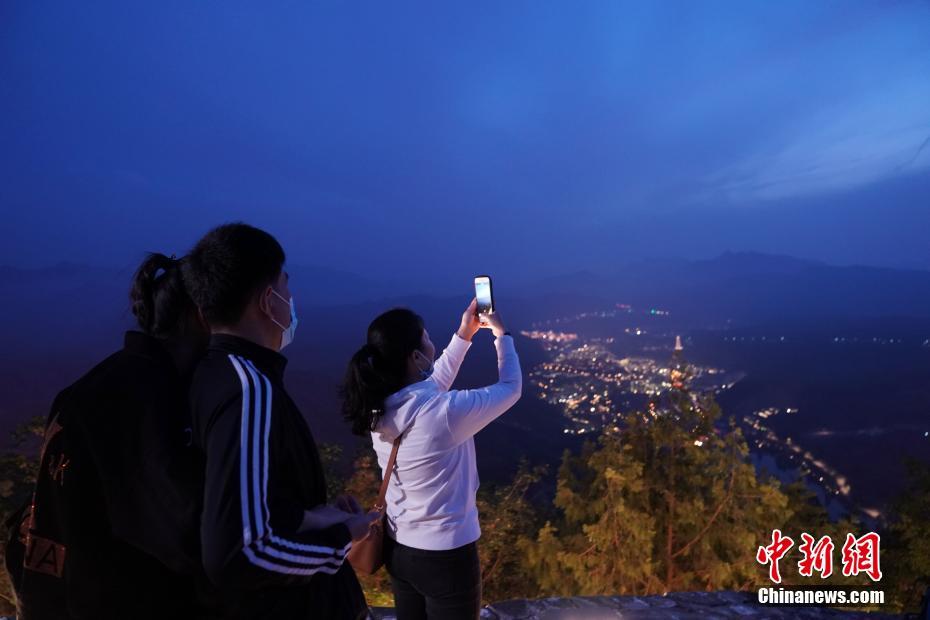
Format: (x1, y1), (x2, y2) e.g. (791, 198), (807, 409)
(475, 276), (493, 314)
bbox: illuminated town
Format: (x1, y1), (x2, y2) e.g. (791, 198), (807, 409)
(521, 327), (736, 435)
(522, 304), (864, 517)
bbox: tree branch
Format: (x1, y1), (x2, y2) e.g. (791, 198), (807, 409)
(671, 467), (736, 559)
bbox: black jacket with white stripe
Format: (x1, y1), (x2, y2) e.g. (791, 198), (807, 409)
(189, 334), (366, 620)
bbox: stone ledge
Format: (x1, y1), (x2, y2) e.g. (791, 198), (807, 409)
(369, 591), (907, 619)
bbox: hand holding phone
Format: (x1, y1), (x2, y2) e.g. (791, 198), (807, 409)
(473, 275), (507, 337)
(474, 275), (494, 324)
(457, 298), (481, 342)
(345, 510), (384, 543)
(481, 311), (507, 338)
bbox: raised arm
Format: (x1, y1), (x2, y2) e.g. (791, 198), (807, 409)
(444, 328), (522, 445)
(429, 333), (472, 391)
(429, 298), (480, 391)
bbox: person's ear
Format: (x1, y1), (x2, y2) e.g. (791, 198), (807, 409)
(257, 286), (274, 318)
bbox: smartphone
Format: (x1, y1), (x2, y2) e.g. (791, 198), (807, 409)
(474, 275), (494, 323)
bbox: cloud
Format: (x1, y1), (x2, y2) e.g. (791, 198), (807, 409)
(701, 85), (930, 204)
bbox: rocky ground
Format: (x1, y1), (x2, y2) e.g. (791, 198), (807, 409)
(369, 591), (920, 619)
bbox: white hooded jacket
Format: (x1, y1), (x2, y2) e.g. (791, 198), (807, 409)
(371, 332), (522, 550)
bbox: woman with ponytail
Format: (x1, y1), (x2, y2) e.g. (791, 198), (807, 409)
(131, 253), (197, 337)
(341, 299), (522, 620)
(128, 252), (210, 368)
(9, 251), (212, 620)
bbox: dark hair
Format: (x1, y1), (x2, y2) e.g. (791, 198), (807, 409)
(341, 308), (425, 436)
(181, 223), (285, 326)
(129, 253), (196, 339)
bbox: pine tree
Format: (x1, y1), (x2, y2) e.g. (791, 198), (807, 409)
(884, 458), (930, 612)
(522, 388), (792, 594)
(521, 438), (658, 595)
(476, 461), (547, 603)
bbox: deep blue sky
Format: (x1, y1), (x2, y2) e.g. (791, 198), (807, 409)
(2, 1), (929, 287)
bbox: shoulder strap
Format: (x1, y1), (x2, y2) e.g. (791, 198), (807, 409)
(374, 436), (402, 511)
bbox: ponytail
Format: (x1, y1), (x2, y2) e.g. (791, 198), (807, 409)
(342, 345), (392, 436)
(129, 253), (196, 339)
(340, 308), (425, 436)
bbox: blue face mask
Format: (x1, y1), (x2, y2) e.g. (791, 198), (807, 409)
(270, 289), (298, 350)
(413, 349), (434, 380)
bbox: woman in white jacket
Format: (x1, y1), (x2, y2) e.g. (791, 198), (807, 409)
(341, 299), (521, 620)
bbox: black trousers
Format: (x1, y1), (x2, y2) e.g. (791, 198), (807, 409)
(383, 535), (481, 620)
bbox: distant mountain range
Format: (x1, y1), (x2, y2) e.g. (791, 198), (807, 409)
(514, 252), (930, 327)
(3, 252), (930, 355)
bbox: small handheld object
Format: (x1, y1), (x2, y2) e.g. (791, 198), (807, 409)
(474, 275), (494, 324)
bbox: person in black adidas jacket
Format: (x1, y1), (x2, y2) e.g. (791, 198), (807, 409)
(6, 253), (212, 619)
(182, 223), (379, 620)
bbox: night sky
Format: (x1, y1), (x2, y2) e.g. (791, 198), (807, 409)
(3, 1), (929, 288)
